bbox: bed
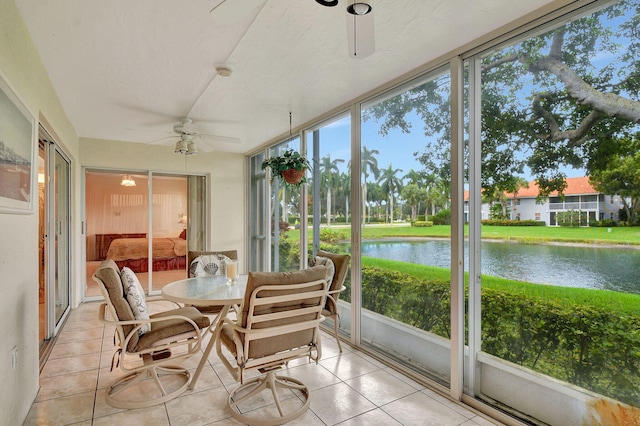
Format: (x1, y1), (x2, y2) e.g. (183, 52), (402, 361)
(106, 237), (187, 273)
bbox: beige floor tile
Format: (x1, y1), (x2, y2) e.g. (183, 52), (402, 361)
(36, 369), (99, 401)
(56, 326), (105, 344)
(466, 415), (505, 426)
(239, 396), (325, 426)
(48, 338), (103, 360)
(319, 351), (381, 381)
(23, 391), (95, 425)
(187, 364), (224, 392)
(382, 391), (472, 426)
(40, 351), (101, 378)
(92, 388), (127, 419)
(309, 382), (376, 425)
(165, 387), (231, 426)
(287, 362), (342, 391)
(383, 367), (427, 391)
(338, 408), (403, 425)
(91, 404), (170, 426)
(345, 369), (419, 406)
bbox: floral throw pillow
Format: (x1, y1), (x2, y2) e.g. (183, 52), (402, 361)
(189, 254), (231, 277)
(314, 256), (335, 288)
(120, 267), (150, 335)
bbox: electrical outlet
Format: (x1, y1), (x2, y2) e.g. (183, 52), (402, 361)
(11, 346), (17, 369)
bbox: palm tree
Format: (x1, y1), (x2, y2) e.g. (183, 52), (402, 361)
(361, 146), (380, 224)
(378, 164), (403, 224)
(319, 154), (344, 227)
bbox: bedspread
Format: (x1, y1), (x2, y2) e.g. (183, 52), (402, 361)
(106, 237), (187, 261)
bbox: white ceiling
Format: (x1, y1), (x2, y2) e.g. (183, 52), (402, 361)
(14, 0), (555, 154)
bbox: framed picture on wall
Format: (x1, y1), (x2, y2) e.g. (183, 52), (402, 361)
(0, 71), (37, 214)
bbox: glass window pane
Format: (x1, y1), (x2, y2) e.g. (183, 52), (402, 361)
(305, 113), (352, 342)
(475, 0), (640, 411)
(268, 138), (301, 272)
(359, 68), (452, 386)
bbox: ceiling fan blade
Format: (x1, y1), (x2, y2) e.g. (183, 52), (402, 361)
(346, 11), (375, 58)
(199, 134), (242, 144)
(147, 136), (179, 146)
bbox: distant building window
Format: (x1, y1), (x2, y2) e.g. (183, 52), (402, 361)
(535, 212), (541, 220)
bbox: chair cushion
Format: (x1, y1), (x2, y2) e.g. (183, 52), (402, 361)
(189, 254), (231, 277)
(94, 260), (139, 350)
(121, 267), (150, 336)
(238, 266), (328, 358)
(316, 250), (350, 293)
(314, 256), (335, 288)
(135, 306), (210, 352)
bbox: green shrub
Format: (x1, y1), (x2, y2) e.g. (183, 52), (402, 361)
(319, 227), (346, 243)
(417, 214), (426, 221)
(590, 219), (618, 227)
(482, 219), (545, 226)
(411, 221), (434, 227)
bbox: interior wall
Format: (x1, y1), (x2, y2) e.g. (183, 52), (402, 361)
(80, 138), (246, 273)
(0, 0), (80, 424)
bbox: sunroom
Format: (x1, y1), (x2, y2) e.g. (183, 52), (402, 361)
(3, 0), (639, 425)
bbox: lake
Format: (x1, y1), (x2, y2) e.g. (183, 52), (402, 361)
(361, 239), (640, 294)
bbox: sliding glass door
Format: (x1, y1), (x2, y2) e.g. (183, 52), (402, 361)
(38, 127), (71, 359)
(84, 170), (207, 298)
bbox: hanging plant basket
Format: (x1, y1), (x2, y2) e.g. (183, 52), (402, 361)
(261, 149), (311, 188)
(281, 168), (305, 185)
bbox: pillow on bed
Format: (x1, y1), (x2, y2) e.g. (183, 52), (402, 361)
(190, 254), (231, 277)
(120, 267), (151, 335)
(179, 229), (187, 239)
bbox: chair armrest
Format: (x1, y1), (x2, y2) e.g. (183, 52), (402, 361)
(325, 285), (346, 313)
(327, 285), (346, 296)
(99, 303), (204, 354)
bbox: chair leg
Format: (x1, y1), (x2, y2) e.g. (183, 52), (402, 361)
(105, 365), (190, 409)
(333, 313), (342, 352)
(227, 371), (311, 426)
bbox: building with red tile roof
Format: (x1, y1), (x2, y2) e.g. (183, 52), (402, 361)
(464, 176), (625, 225)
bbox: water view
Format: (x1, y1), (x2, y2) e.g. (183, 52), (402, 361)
(361, 240), (640, 294)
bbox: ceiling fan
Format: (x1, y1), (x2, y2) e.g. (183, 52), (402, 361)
(149, 118), (241, 155)
(316, 0), (375, 58)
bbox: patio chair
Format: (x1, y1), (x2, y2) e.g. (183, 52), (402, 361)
(215, 266), (328, 425)
(93, 260), (210, 409)
(314, 249), (351, 352)
(187, 249), (238, 315)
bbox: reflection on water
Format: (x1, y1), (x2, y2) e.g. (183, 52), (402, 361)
(361, 240), (640, 293)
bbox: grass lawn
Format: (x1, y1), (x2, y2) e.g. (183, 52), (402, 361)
(299, 223), (640, 246)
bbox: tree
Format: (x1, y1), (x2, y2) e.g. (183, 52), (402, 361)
(588, 135), (640, 225)
(401, 183), (428, 221)
(363, 1), (640, 198)
(319, 154), (345, 226)
(378, 164), (403, 223)
(361, 146), (380, 223)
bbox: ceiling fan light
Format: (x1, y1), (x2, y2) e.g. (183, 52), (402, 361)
(347, 1), (372, 15)
(174, 138), (188, 154)
(316, 0), (339, 6)
(186, 140), (199, 156)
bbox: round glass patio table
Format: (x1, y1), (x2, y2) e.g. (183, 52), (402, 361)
(162, 274), (248, 389)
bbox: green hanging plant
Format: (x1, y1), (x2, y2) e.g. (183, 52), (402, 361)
(261, 149), (311, 187)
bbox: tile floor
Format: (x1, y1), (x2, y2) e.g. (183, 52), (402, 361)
(24, 301), (505, 426)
